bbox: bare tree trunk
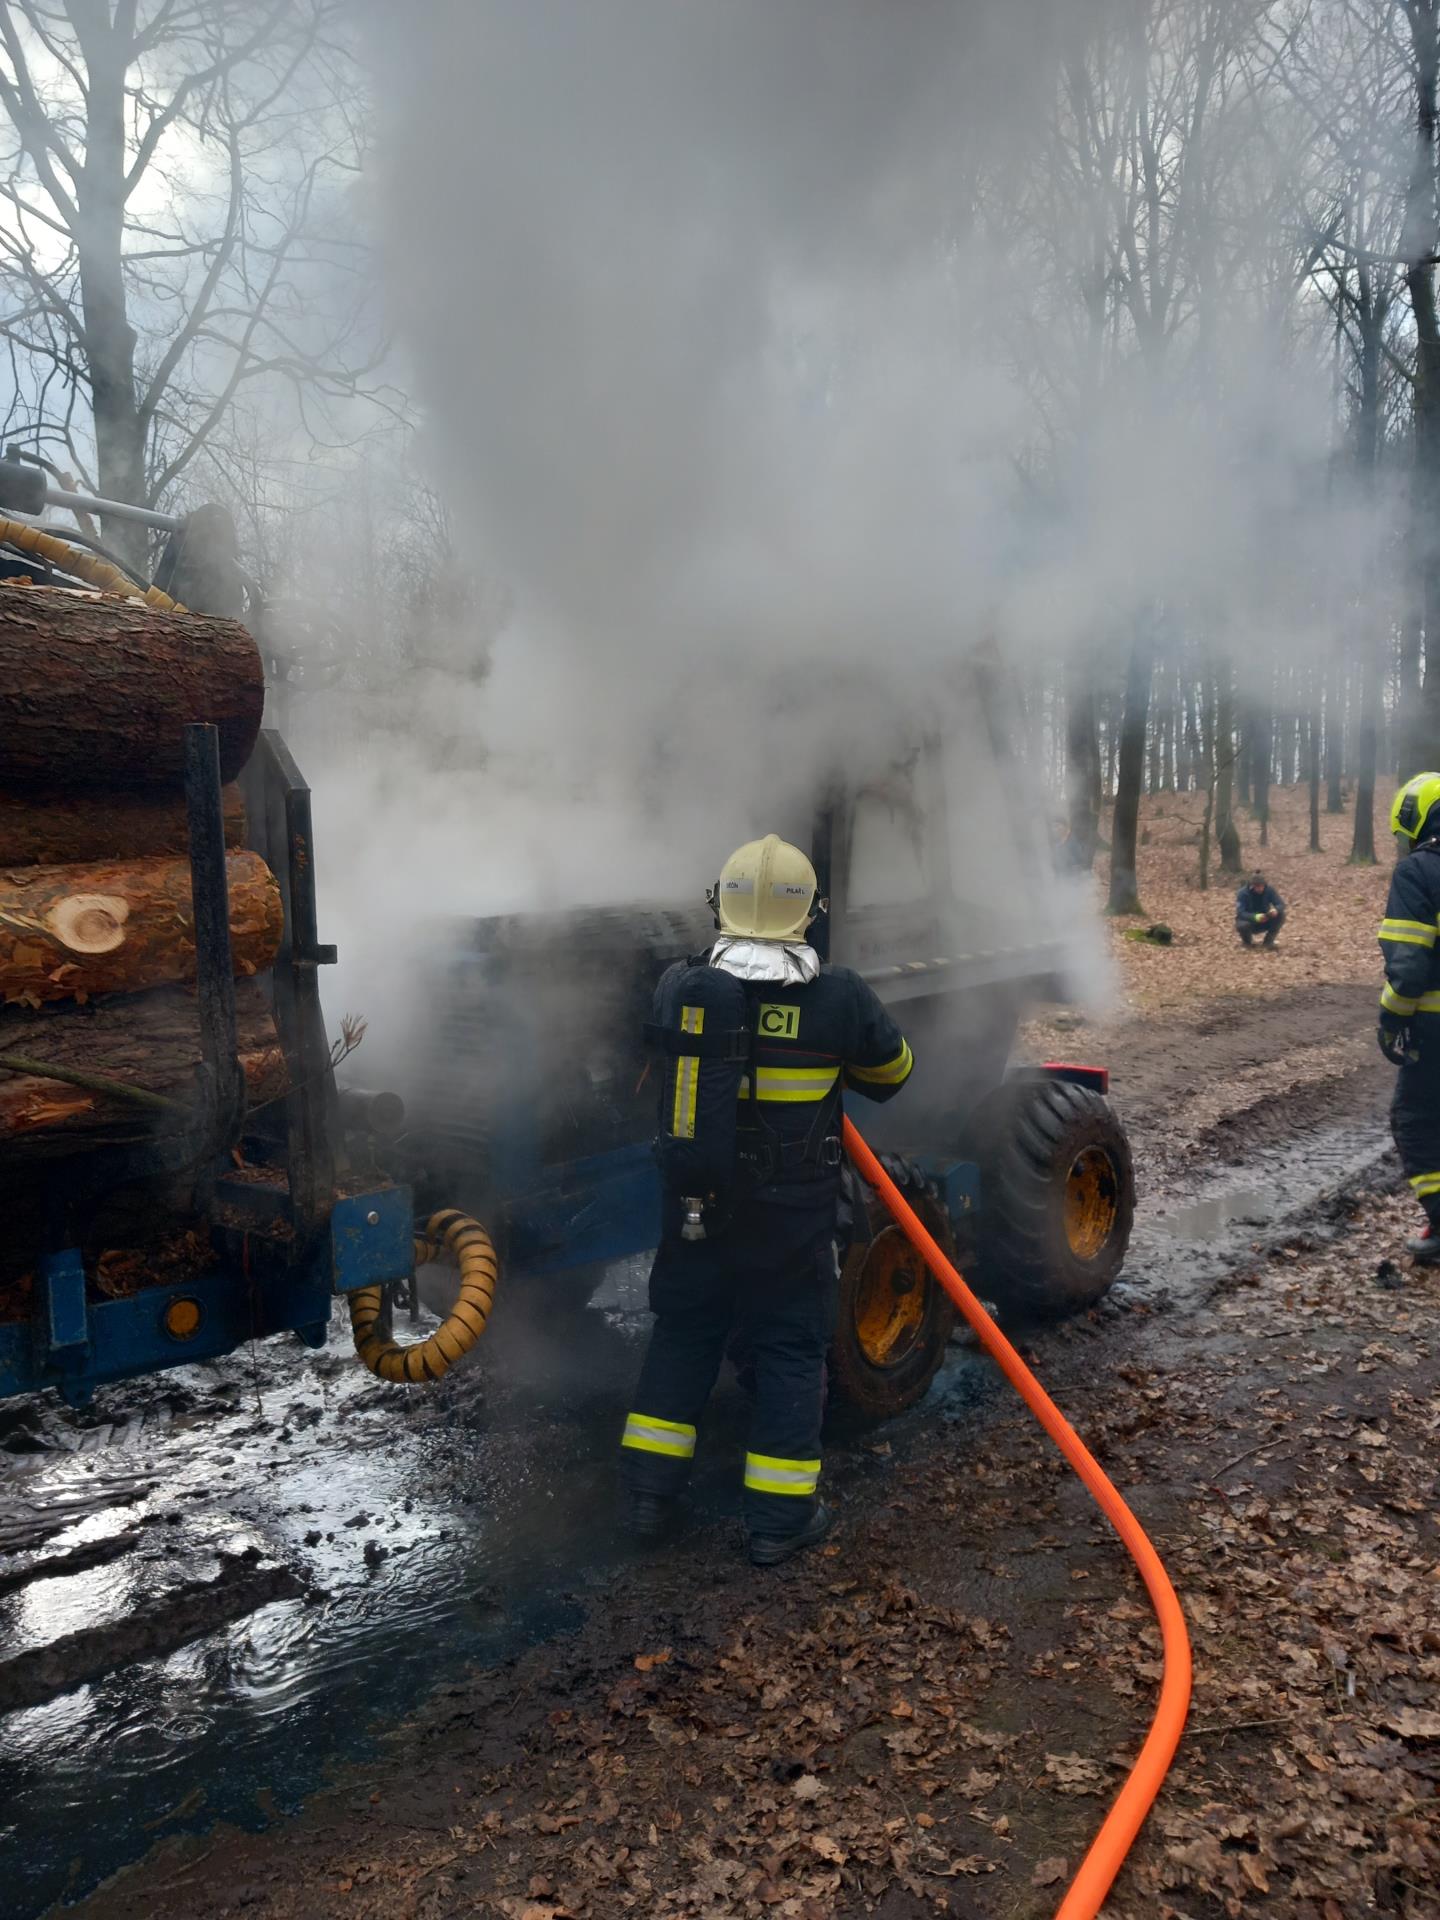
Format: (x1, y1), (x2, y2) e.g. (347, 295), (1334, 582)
(1182, 678), (1201, 793)
(1215, 656), (1241, 873)
(1065, 659), (1100, 870)
(1107, 633), (1152, 916)
(1351, 633), (1380, 864)
(1198, 668), (1216, 891)
(1252, 700), (1272, 849)
(1326, 647), (1345, 811)
(1308, 674), (1322, 853)
(1351, 247), (1385, 862)
(1404, 1), (1440, 766)
(70, 17), (148, 565)
(1399, 607), (1423, 776)
(1162, 687), (1176, 791)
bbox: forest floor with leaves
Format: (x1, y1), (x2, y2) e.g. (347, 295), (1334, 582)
(75, 1188), (1439, 1920)
(1084, 781), (1390, 1021)
(69, 783), (1438, 1920)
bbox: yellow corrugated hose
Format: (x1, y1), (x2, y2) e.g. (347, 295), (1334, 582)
(0, 516), (187, 612)
(349, 1208), (498, 1383)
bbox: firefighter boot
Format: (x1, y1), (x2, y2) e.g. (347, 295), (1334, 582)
(748, 1502), (833, 1568)
(1407, 1194), (1440, 1265)
(625, 1490), (679, 1543)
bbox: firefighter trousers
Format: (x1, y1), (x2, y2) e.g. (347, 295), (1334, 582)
(620, 1199), (839, 1538)
(1391, 1051), (1440, 1225)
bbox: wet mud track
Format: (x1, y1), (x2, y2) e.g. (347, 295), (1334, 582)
(0, 983), (1397, 1916)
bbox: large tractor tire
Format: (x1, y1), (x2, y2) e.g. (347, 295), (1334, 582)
(968, 1076), (1134, 1321)
(827, 1176), (956, 1425)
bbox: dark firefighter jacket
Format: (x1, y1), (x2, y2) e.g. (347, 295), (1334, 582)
(1235, 882), (1285, 924)
(1379, 840), (1440, 1030)
(655, 956), (914, 1211)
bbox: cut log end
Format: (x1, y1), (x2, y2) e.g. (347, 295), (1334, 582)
(46, 893), (130, 955)
(0, 853), (282, 1007)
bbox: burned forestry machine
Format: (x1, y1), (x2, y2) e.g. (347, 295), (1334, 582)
(0, 450), (436, 1406)
(0, 446), (1134, 1427)
(404, 721), (1137, 1424)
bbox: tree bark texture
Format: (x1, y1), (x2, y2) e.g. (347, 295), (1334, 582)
(1351, 634), (1380, 865)
(71, 14), (148, 570)
(1065, 662), (1100, 869)
(1214, 658), (1241, 873)
(1308, 669), (1323, 851)
(0, 981), (285, 1152)
(1252, 701), (1272, 849)
(1107, 634), (1152, 915)
(0, 785), (245, 868)
(0, 852), (282, 1008)
(1326, 650), (1345, 812)
(0, 589), (263, 789)
(1401, 1), (1440, 768)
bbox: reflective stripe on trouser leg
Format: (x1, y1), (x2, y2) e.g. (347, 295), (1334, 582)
(619, 1410), (698, 1498)
(744, 1452), (820, 1497)
(1390, 1062), (1440, 1225)
(621, 1238), (734, 1496)
(741, 1227), (836, 1536)
(621, 1412), (696, 1459)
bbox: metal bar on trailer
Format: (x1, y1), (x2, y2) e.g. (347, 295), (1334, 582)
(184, 726), (243, 1203)
(255, 729), (337, 1245)
(41, 484), (184, 532)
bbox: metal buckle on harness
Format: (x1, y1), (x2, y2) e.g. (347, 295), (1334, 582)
(642, 1021), (750, 1062)
(819, 1134), (843, 1168)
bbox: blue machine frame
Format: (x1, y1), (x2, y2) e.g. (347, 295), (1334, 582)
(0, 1184), (413, 1407)
(496, 1126), (982, 1280)
(492, 1067), (1113, 1286)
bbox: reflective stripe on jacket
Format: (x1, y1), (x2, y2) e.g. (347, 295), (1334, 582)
(1379, 842), (1440, 1021)
(651, 956), (914, 1196)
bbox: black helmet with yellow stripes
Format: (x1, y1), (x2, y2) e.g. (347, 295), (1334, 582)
(1391, 773), (1440, 847)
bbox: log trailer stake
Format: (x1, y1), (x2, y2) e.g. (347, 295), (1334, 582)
(843, 1116), (1191, 1920)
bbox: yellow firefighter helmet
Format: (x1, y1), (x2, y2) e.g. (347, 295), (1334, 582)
(1392, 772), (1440, 845)
(712, 834), (819, 942)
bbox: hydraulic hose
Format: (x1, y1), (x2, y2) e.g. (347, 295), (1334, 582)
(842, 1117), (1190, 1920)
(0, 516), (186, 611)
(349, 1208), (498, 1384)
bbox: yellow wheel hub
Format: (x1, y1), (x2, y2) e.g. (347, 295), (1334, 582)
(1065, 1147), (1120, 1261)
(853, 1226), (928, 1368)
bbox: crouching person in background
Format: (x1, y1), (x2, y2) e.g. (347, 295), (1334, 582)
(1236, 871), (1286, 949)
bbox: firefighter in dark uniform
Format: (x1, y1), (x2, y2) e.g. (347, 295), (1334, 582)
(620, 834), (915, 1565)
(1379, 773), (1440, 1264)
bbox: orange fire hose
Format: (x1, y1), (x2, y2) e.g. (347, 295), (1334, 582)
(842, 1117), (1191, 1920)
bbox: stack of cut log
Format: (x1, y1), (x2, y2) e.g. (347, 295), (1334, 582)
(0, 585), (287, 1157)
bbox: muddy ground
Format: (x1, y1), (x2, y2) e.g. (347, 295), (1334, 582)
(3, 945), (1428, 1919)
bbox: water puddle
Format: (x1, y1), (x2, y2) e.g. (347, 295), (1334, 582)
(1157, 1188), (1273, 1242)
(0, 1278), (661, 1915)
(0, 1251), (973, 1917)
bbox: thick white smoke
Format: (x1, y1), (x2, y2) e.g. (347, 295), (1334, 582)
(311, 0), (1389, 1071)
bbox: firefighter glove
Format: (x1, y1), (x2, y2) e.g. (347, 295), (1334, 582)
(1379, 1011), (1418, 1066)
